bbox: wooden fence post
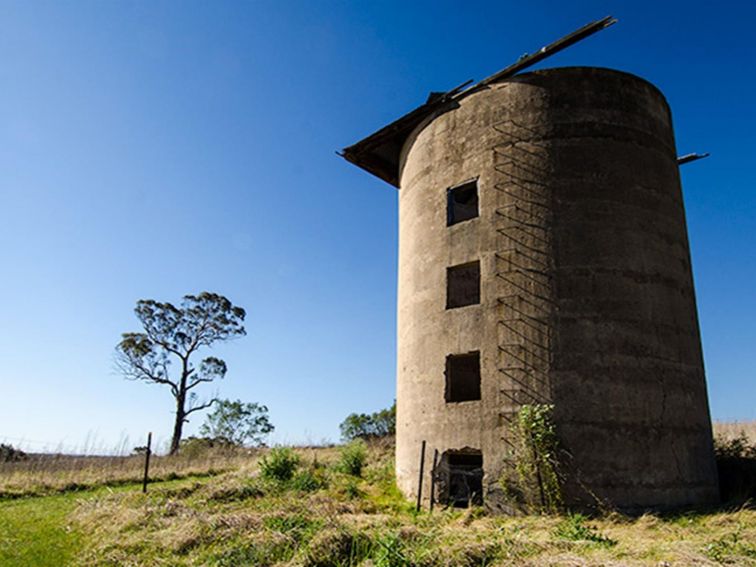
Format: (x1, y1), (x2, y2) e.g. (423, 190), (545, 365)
(142, 432), (152, 494)
(416, 440), (426, 513)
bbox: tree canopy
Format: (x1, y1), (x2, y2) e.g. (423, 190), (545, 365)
(200, 398), (274, 447)
(339, 402), (396, 441)
(116, 292), (246, 454)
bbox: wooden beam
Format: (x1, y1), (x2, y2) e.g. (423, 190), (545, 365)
(677, 152), (710, 165)
(458, 16), (617, 96)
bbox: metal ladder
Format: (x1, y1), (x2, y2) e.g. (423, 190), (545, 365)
(491, 118), (555, 470)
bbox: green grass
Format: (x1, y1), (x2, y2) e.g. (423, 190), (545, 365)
(553, 513), (617, 547)
(0, 475), (226, 567)
(0, 491), (82, 567)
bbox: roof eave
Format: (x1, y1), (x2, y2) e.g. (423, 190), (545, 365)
(340, 96), (452, 188)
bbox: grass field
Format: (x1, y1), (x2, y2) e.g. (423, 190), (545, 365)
(0, 422), (756, 567)
(0, 476), (219, 567)
(1, 426), (754, 566)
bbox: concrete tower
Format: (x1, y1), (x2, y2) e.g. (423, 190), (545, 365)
(342, 26), (718, 512)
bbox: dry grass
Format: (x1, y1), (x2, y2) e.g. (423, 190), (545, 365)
(0, 449), (255, 498)
(67, 441), (756, 567)
(713, 420), (756, 444)
(4, 422), (751, 500)
(3, 429), (756, 565)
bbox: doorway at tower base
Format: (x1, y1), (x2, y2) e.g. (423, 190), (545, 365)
(432, 449), (484, 508)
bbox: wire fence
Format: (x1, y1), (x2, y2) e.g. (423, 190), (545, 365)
(0, 433), (255, 498)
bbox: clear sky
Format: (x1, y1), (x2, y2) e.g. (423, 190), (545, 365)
(1, 1), (754, 454)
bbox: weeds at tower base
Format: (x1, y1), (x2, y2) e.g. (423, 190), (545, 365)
(500, 403), (563, 513)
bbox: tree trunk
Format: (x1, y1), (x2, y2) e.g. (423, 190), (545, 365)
(169, 359), (191, 455)
(170, 397), (185, 455)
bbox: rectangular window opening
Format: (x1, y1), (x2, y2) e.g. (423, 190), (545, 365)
(446, 261), (480, 309)
(447, 180), (479, 226)
(434, 450), (483, 508)
(445, 351), (481, 402)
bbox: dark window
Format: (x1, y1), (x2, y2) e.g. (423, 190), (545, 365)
(433, 450), (483, 507)
(445, 351), (481, 402)
(446, 261), (480, 309)
(447, 180), (479, 226)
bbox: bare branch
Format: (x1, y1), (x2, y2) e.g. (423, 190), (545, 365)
(186, 377), (215, 390)
(184, 398), (217, 417)
(186, 356), (227, 391)
(114, 333), (178, 396)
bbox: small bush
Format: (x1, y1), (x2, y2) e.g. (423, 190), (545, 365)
(704, 530), (756, 563)
(715, 434), (756, 460)
(499, 404), (562, 514)
(0, 443), (27, 463)
(291, 468), (328, 492)
(554, 514), (617, 547)
(343, 478), (363, 500)
(338, 440), (367, 477)
(260, 447), (300, 482)
(714, 433), (756, 503)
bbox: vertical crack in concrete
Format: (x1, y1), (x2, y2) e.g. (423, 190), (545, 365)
(658, 370), (684, 483)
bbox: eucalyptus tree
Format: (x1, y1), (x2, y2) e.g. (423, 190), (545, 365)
(200, 399), (274, 447)
(116, 292), (246, 454)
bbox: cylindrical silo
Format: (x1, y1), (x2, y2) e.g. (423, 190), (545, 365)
(395, 67), (719, 511)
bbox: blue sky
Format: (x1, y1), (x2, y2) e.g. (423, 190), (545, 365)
(1, 1), (754, 453)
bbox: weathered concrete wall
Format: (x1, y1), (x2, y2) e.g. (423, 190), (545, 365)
(395, 67), (719, 511)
